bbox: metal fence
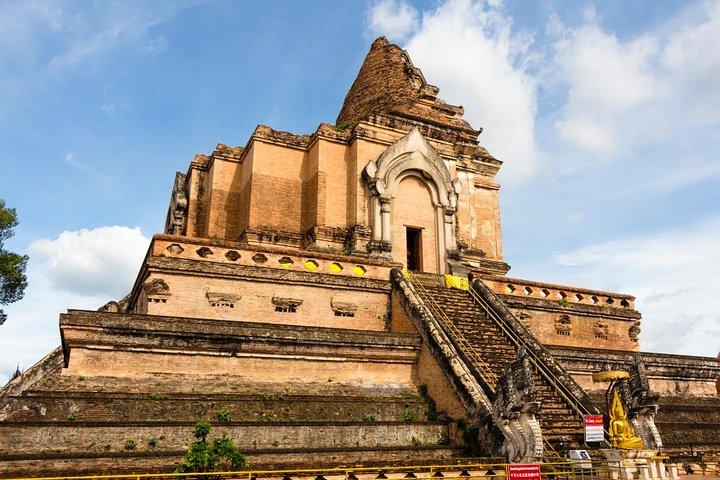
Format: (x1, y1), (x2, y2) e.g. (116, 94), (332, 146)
(3, 461), (614, 480)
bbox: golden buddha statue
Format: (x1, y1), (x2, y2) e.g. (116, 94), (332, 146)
(609, 390), (644, 449)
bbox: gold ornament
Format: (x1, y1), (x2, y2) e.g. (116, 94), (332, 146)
(609, 390), (644, 449)
(592, 370), (630, 382)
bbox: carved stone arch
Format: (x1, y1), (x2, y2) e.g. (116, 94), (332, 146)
(392, 169), (443, 206)
(363, 128), (461, 272)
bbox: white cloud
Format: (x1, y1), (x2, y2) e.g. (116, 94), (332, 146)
(0, 2), (196, 123)
(650, 162), (720, 193)
(367, 0), (419, 42)
(142, 36), (168, 55)
(552, 217), (720, 357)
(396, 0), (539, 180)
(551, 1), (720, 157)
(28, 226), (149, 298)
(364, 0), (720, 183)
(0, 226), (150, 384)
(0, 2), (62, 49)
(101, 102), (116, 115)
(64, 152), (87, 172)
(552, 11), (662, 154)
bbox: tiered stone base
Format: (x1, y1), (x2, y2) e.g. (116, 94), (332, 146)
(0, 312), (472, 477)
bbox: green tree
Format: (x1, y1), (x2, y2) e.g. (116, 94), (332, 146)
(0, 200), (28, 325)
(177, 420), (247, 473)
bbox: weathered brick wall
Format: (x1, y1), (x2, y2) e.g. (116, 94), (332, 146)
(184, 160), (206, 237)
(549, 345), (720, 396)
(515, 308), (638, 351)
(486, 276), (641, 351)
(390, 293), (469, 420)
(238, 170), (252, 235)
(301, 173), (319, 232)
(1, 421), (447, 455)
(2, 447), (461, 478)
(250, 173), (303, 231)
(317, 141), (349, 228)
(455, 173), (503, 261)
(142, 271), (389, 331)
(3, 392), (430, 423)
(352, 137), (387, 225)
(204, 158), (244, 239)
(61, 309), (420, 388)
(251, 141), (307, 232)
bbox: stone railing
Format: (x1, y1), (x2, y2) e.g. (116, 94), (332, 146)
(151, 235), (393, 281)
(483, 275), (635, 311)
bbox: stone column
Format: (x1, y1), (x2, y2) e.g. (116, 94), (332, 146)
(435, 206), (446, 273)
(620, 464), (634, 480)
(647, 459), (659, 479)
(444, 207), (456, 252)
(372, 197), (382, 241)
(380, 197), (391, 243)
(638, 464), (652, 480)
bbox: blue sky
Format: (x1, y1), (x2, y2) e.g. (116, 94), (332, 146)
(1, 0), (719, 382)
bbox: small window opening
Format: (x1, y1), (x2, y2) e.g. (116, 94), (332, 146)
(275, 304), (298, 313)
(406, 227), (423, 272)
(334, 311), (355, 317)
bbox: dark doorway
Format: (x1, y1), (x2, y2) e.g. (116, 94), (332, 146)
(406, 227), (423, 272)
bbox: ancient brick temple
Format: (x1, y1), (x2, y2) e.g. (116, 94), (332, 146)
(1, 37), (718, 476)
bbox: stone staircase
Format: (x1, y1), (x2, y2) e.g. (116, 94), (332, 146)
(404, 274), (589, 449)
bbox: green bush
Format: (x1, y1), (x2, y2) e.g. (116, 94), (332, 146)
(402, 410), (415, 422)
(334, 121), (354, 131)
(65, 413), (77, 422)
(361, 413), (376, 422)
(457, 420), (481, 455)
(217, 408), (231, 423)
(417, 384), (438, 421)
(148, 436), (159, 448)
(177, 421), (247, 473)
(124, 439), (136, 451)
(425, 397), (438, 421)
(194, 420), (212, 440)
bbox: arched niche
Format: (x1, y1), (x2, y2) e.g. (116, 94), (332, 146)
(363, 128), (461, 273)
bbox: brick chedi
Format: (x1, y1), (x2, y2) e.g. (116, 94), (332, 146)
(2, 37), (719, 476)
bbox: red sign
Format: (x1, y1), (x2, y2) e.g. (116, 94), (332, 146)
(583, 414), (604, 442)
(506, 463), (541, 480)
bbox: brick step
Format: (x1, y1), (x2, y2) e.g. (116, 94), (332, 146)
(0, 421), (450, 456)
(0, 445), (468, 478)
(540, 420), (583, 429)
(544, 429), (584, 437)
(544, 432), (584, 440)
(539, 402), (573, 410)
(25, 373), (428, 397)
(4, 393), (430, 423)
(540, 411), (576, 419)
(540, 409), (577, 419)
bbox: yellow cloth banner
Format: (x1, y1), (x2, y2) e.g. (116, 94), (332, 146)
(444, 274), (469, 291)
